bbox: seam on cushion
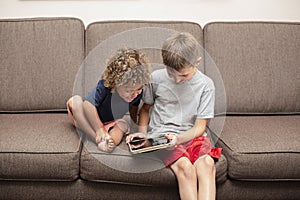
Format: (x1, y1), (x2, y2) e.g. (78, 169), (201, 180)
(234, 151), (300, 154)
(0, 151), (80, 154)
(229, 178), (300, 182)
(0, 178), (79, 182)
(0, 17), (84, 24)
(225, 112), (300, 115)
(87, 151), (164, 163)
(86, 20), (202, 32)
(0, 110), (67, 114)
(203, 21), (300, 31)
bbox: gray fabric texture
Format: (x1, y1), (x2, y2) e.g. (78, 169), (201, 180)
(80, 139), (227, 185)
(216, 115), (300, 180)
(0, 179), (181, 200)
(0, 18), (85, 112)
(82, 21), (204, 96)
(217, 180), (300, 200)
(204, 22), (300, 114)
(0, 114), (81, 180)
(1, 18), (300, 199)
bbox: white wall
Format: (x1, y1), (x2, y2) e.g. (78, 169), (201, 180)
(0, 0), (299, 27)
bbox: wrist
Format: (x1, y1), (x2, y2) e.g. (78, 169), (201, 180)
(138, 126), (148, 134)
(175, 134), (182, 145)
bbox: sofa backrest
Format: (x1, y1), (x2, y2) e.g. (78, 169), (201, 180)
(204, 22), (300, 114)
(0, 18), (85, 112)
(1, 18), (299, 115)
(82, 21), (203, 95)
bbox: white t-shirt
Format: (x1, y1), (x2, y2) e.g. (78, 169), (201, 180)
(143, 68), (215, 138)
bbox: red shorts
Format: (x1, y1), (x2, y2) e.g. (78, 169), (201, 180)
(157, 136), (222, 167)
(103, 119), (130, 134)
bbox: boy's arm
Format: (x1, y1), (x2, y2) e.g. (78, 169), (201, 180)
(126, 103), (152, 147)
(138, 103), (152, 134)
(170, 118), (208, 145)
(129, 105), (139, 124)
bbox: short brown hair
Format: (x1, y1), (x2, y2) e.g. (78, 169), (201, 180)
(162, 32), (200, 71)
(102, 48), (151, 92)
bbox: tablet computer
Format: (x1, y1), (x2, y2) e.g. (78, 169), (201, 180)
(128, 136), (174, 154)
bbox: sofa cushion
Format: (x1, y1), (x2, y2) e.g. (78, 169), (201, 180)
(0, 179), (181, 200)
(204, 22), (300, 114)
(0, 18), (85, 112)
(217, 180), (300, 200)
(0, 114), (81, 181)
(80, 137), (228, 186)
(216, 115), (300, 181)
(81, 21), (204, 95)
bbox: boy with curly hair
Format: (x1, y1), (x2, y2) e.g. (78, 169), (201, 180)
(67, 48), (151, 152)
(127, 33), (222, 199)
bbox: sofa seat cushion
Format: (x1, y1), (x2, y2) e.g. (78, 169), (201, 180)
(80, 137), (228, 186)
(0, 114), (81, 181)
(216, 115), (300, 181)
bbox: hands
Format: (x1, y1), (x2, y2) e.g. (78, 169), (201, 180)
(126, 132), (150, 149)
(126, 133), (179, 151)
(165, 134), (178, 150)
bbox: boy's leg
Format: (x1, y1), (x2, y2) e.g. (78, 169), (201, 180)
(108, 119), (130, 144)
(98, 119), (130, 152)
(170, 157), (197, 200)
(194, 155), (216, 200)
(67, 96), (98, 141)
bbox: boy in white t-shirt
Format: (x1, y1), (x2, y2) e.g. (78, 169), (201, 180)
(127, 32), (222, 200)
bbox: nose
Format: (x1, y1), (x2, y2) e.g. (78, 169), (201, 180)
(131, 90), (141, 98)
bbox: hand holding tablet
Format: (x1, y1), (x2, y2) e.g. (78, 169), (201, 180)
(126, 133), (175, 154)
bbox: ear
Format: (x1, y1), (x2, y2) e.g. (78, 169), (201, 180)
(194, 57), (202, 66)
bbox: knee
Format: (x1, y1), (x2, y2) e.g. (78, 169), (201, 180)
(194, 155), (215, 176)
(172, 157), (196, 180)
(115, 120), (130, 134)
(68, 95), (83, 113)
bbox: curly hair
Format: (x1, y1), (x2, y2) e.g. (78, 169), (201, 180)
(102, 48), (151, 92)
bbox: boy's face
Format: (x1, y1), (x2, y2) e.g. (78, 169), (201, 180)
(166, 66), (196, 84)
(116, 82), (144, 103)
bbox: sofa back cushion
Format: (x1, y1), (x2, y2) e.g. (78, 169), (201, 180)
(82, 21), (203, 95)
(0, 18), (85, 112)
(204, 22), (300, 114)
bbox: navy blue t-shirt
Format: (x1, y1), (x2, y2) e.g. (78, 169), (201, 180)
(84, 80), (142, 123)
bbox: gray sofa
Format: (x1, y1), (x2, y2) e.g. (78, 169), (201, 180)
(0, 18), (299, 200)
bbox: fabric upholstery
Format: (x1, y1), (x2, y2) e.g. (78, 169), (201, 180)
(0, 18), (85, 112)
(80, 137), (227, 186)
(0, 179), (180, 200)
(1, 18), (300, 200)
(0, 114), (81, 180)
(216, 115), (300, 181)
(204, 22), (300, 114)
(217, 180), (300, 200)
(82, 21), (204, 95)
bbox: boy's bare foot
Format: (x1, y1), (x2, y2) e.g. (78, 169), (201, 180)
(97, 136), (116, 152)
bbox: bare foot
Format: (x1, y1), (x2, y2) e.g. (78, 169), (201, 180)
(97, 136), (116, 152)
